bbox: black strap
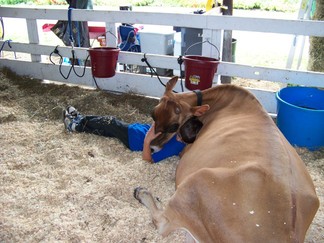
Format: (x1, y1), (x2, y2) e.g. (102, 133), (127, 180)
(141, 53), (179, 93)
(193, 90), (203, 106)
(49, 45), (89, 80)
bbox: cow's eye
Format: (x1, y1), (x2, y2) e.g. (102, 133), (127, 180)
(165, 123), (179, 133)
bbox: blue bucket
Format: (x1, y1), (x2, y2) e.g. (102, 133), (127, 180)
(276, 87), (324, 150)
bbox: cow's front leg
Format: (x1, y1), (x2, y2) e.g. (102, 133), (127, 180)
(134, 187), (172, 237)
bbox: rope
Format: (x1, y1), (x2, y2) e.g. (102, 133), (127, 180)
(0, 39), (17, 59)
(49, 10), (120, 89)
(68, 8), (75, 47)
(67, 7), (83, 66)
(49, 45), (89, 80)
(177, 55), (184, 92)
(141, 53), (180, 93)
(48, 8), (90, 80)
(49, 45), (111, 91)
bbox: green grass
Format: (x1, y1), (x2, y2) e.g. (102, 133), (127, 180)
(0, 0), (300, 12)
(97, 0), (300, 11)
(234, 0), (299, 12)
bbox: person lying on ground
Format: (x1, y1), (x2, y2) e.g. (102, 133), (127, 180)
(63, 106), (203, 163)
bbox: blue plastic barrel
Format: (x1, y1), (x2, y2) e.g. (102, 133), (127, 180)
(276, 87), (324, 150)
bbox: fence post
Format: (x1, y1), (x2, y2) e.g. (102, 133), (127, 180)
(26, 19), (41, 62)
(105, 22), (118, 47)
(221, 0), (233, 84)
(202, 28), (223, 84)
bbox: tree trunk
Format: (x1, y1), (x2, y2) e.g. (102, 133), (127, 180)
(308, 0), (324, 72)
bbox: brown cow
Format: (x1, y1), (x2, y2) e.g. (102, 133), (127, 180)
(134, 76), (319, 242)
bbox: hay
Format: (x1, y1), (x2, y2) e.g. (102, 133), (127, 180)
(309, 36), (324, 72)
(308, 0), (324, 72)
(0, 69), (323, 242)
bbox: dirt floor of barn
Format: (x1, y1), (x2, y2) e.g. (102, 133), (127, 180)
(0, 69), (323, 242)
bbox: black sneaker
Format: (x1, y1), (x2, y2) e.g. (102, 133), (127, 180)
(66, 106), (79, 118)
(62, 110), (72, 132)
(63, 106), (83, 132)
(62, 106), (79, 132)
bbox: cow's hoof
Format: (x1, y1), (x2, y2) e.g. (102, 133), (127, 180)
(134, 187), (146, 203)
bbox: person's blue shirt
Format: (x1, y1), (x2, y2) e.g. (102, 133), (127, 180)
(128, 123), (186, 163)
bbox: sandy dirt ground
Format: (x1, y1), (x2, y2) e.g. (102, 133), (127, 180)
(0, 69), (323, 242)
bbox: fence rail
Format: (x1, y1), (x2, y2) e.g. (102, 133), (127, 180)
(0, 6), (324, 114)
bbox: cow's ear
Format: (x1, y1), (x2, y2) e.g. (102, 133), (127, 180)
(165, 76), (178, 93)
(191, 104), (210, 116)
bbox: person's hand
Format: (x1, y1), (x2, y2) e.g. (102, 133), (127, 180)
(144, 122), (161, 144)
(142, 122), (161, 163)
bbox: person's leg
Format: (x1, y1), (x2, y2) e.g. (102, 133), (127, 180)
(74, 115), (130, 148)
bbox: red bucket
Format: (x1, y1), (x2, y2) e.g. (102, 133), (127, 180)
(88, 47), (120, 78)
(183, 55), (219, 91)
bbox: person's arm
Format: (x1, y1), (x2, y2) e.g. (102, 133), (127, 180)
(150, 136), (186, 163)
(142, 123), (161, 163)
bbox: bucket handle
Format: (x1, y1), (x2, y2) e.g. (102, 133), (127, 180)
(90, 30), (118, 48)
(185, 40), (220, 60)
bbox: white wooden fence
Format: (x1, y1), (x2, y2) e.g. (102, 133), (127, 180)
(1, 6), (324, 114)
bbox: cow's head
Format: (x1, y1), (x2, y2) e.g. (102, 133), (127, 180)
(150, 76), (210, 152)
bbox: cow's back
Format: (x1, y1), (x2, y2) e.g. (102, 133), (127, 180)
(175, 103), (319, 242)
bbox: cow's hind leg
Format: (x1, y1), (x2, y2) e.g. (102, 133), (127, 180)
(134, 187), (175, 237)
